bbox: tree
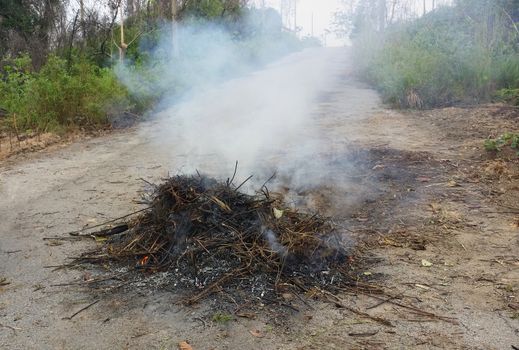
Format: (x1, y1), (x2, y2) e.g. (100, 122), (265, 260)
(172, 0), (179, 57)
(0, 0), (66, 67)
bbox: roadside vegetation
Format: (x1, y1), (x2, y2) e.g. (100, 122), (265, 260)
(0, 55), (127, 134)
(0, 1), (315, 139)
(341, 0), (519, 109)
(485, 132), (519, 156)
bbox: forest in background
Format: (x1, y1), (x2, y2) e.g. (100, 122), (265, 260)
(337, 0), (519, 108)
(0, 0), (316, 136)
(2, 0), (518, 141)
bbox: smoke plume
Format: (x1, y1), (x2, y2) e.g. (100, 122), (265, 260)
(116, 18), (367, 217)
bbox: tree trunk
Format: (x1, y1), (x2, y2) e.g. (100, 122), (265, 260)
(119, 3), (126, 62)
(80, 0), (85, 39)
(378, 0), (387, 31)
(127, 0), (134, 16)
(294, 0), (297, 31)
(171, 0), (179, 57)
(389, 0), (397, 24)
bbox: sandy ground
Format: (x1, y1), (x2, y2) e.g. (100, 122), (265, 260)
(1, 48), (518, 349)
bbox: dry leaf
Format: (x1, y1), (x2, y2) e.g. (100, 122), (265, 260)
(417, 176), (431, 182)
(178, 341), (193, 350)
(249, 329), (264, 338)
(446, 180), (460, 187)
(209, 196), (232, 212)
(421, 259), (433, 267)
(282, 293), (294, 302)
(273, 208), (284, 219)
(82, 272), (93, 281)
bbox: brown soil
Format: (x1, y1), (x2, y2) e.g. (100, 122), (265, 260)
(1, 48), (518, 349)
(0, 130), (110, 163)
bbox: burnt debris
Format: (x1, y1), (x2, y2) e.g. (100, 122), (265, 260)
(71, 174), (355, 307)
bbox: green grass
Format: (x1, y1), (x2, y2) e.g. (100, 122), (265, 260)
(212, 312), (233, 324)
(0, 55), (130, 134)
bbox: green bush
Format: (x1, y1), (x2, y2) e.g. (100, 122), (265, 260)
(0, 55), (129, 133)
(484, 132), (519, 156)
(355, 5), (519, 109)
(494, 88), (519, 105)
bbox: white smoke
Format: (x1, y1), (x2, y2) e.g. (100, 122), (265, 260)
(115, 18), (361, 205)
(149, 47), (341, 177)
(262, 227), (288, 258)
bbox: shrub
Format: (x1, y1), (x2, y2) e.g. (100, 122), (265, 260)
(484, 132), (519, 156)
(354, 5), (519, 109)
(494, 88), (519, 105)
(0, 55), (130, 133)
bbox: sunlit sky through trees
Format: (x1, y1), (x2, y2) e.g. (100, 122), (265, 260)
(70, 0), (454, 47)
(256, 0), (452, 46)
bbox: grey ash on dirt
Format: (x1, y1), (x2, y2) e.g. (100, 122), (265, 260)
(73, 174), (354, 305)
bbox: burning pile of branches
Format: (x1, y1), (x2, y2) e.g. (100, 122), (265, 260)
(72, 174), (353, 306)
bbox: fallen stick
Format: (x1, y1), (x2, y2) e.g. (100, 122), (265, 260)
(3, 250), (22, 254)
(292, 290), (315, 310)
(348, 331), (379, 337)
(366, 294), (402, 310)
(321, 290), (393, 327)
(262, 296), (300, 312)
(92, 224), (129, 237)
(51, 271), (129, 287)
(43, 263), (79, 270)
(68, 208), (149, 236)
(43, 236), (90, 241)
(0, 323), (22, 332)
(366, 294), (458, 324)
(62, 300), (100, 320)
(193, 316), (207, 328)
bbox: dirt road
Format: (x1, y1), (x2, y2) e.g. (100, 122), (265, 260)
(1, 48), (518, 349)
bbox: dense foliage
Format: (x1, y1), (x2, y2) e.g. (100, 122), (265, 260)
(350, 0), (519, 108)
(485, 132), (519, 156)
(0, 55), (128, 133)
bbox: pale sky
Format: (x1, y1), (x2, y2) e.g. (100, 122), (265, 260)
(256, 0), (451, 47)
(295, 0), (344, 46)
(261, 0), (345, 46)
